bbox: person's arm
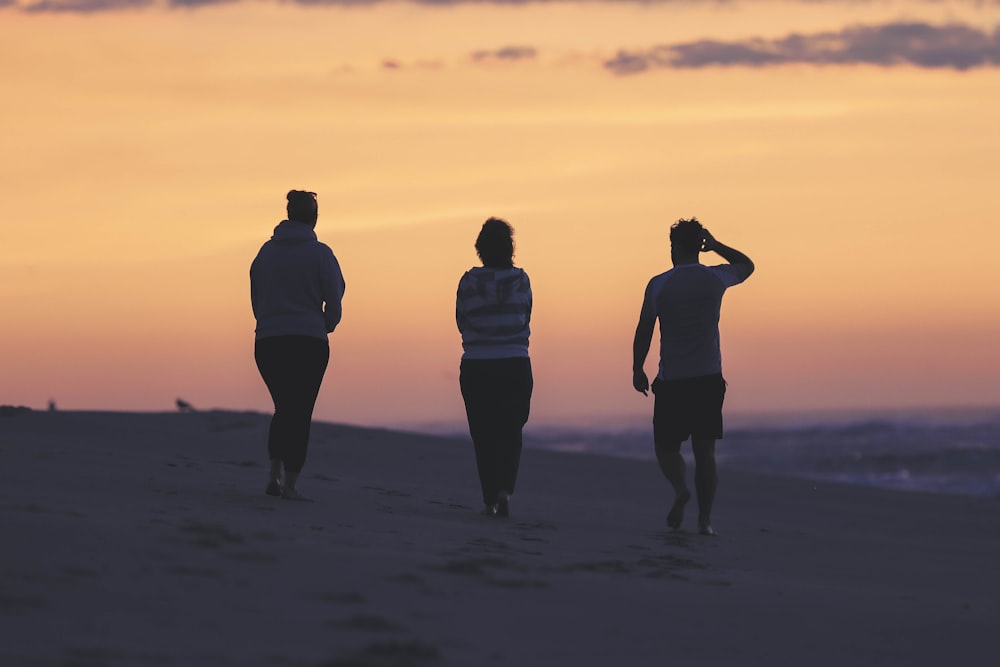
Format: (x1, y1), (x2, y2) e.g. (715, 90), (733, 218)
(632, 284), (656, 396)
(455, 274), (469, 334)
(322, 251), (345, 333)
(523, 272), (532, 328)
(702, 229), (755, 280)
(249, 266), (259, 321)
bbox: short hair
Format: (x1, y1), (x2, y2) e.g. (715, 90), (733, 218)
(670, 217), (704, 255)
(287, 190), (318, 224)
(475, 217), (515, 268)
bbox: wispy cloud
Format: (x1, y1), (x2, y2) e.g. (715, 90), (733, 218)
(11, 0), (1000, 13)
(0, 0), (808, 12)
(7, 0), (575, 11)
(21, 0), (151, 12)
(169, 0), (238, 7)
(605, 23), (1000, 74)
(470, 46), (537, 63)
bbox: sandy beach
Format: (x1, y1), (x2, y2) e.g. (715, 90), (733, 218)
(1, 409), (997, 666)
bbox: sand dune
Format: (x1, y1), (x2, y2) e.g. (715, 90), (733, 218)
(1, 410), (997, 666)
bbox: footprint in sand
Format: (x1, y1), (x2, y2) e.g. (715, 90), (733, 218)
(318, 591), (367, 605)
(325, 640), (444, 667)
(331, 614), (407, 633)
(176, 519), (245, 548)
(386, 573), (425, 586)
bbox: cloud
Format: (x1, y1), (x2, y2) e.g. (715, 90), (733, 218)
(20, 0), (152, 11)
(169, 0), (238, 7)
(6, 0), (566, 10)
(11, 0), (1000, 13)
(470, 46), (537, 62)
(605, 22), (1000, 74)
(2, 0), (746, 12)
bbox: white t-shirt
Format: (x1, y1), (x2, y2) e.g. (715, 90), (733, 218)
(639, 263), (748, 381)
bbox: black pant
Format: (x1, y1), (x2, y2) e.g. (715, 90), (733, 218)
(255, 336), (329, 473)
(459, 357), (533, 506)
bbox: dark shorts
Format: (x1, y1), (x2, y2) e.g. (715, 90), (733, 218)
(652, 373), (727, 445)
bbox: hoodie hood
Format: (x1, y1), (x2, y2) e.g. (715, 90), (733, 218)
(271, 220), (318, 243)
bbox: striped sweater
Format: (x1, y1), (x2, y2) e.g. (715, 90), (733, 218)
(456, 266), (532, 359)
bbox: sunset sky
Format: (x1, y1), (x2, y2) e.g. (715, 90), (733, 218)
(2, 0), (999, 428)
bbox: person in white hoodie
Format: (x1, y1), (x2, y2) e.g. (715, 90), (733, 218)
(456, 218), (533, 517)
(250, 190), (345, 501)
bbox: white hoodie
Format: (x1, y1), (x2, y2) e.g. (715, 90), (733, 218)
(250, 220), (345, 340)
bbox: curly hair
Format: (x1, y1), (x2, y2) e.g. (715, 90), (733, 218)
(669, 217), (704, 255)
(475, 217), (515, 268)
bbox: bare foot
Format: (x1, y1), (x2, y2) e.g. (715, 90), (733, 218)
(281, 487), (313, 502)
(266, 460), (283, 496)
(667, 489), (691, 530)
(698, 517), (717, 536)
(495, 491), (511, 518)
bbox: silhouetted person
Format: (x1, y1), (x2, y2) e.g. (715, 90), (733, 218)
(457, 218), (533, 517)
(632, 218), (754, 535)
(251, 190), (345, 501)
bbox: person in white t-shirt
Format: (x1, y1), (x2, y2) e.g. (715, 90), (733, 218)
(632, 217), (754, 535)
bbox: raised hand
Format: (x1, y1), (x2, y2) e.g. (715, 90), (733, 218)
(701, 228), (719, 253)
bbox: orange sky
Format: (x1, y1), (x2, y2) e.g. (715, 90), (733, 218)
(2, 2), (999, 427)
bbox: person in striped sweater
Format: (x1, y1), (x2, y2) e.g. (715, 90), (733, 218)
(456, 218), (533, 517)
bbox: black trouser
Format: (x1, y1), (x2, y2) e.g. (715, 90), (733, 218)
(255, 336), (329, 474)
(459, 357), (533, 506)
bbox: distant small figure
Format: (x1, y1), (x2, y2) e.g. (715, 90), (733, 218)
(48, 399), (58, 412)
(632, 217), (754, 536)
(456, 217), (533, 518)
(250, 189), (345, 502)
(176, 398), (195, 413)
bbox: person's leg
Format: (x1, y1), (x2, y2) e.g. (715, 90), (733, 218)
(255, 337), (293, 494)
(691, 437), (718, 535)
(460, 360), (502, 511)
(494, 357), (532, 517)
(266, 459), (283, 496)
(654, 440), (688, 495)
(279, 337), (329, 473)
(690, 374), (725, 535)
(652, 377), (692, 529)
(281, 338), (329, 500)
(655, 440), (691, 529)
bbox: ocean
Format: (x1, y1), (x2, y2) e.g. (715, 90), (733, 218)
(516, 407), (1000, 500)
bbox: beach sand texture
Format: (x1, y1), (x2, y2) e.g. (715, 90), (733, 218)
(1, 410), (997, 666)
